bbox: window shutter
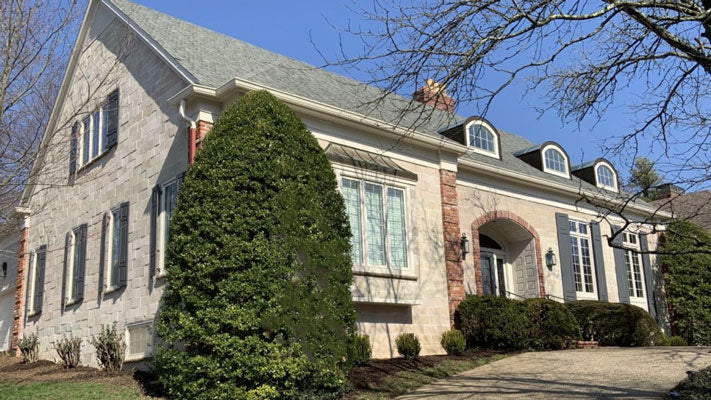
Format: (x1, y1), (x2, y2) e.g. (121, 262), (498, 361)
(149, 185), (161, 278)
(62, 233), (70, 308)
(639, 234), (658, 320)
(118, 202), (129, 287)
(99, 212), (108, 296)
(25, 252), (33, 315)
(70, 122), (78, 174)
(611, 225), (630, 304)
(590, 222), (608, 301)
(555, 213), (576, 302)
(74, 225), (87, 302)
(105, 89), (119, 148)
(34, 246), (46, 314)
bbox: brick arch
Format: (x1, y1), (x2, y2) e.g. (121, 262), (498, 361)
(471, 211), (546, 297)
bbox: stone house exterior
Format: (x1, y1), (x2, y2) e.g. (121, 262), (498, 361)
(11, 0), (668, 365)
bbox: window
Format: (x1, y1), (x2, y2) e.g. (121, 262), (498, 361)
(69, 89), (119, 174)
(126, 322), (153, 360)
(103, 203), (129, 292)
(27, 246), (46, 315)
(543, 147), (568, 176)
(623, 233), (645, 298)
(596, 164), (617, 190)
(465, 121), (499, 158)
(65, 225), (87, 305)
(151, 174), (184, 277)
(2, 262), (6, 278)
(569, 220), (595, 294)
(341, 177), (408, 269)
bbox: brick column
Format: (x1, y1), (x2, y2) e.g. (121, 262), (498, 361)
(439, 169), (465, 326)
(188, 120), (214, 166)
(12, 219), (29, 356)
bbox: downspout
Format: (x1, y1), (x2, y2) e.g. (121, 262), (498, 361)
(179, 99), (197, 166)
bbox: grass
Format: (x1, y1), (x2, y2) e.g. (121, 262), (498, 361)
(666, 365), (711, 400)
(345, 353), (508, 400)
(0, 382), (143, 400)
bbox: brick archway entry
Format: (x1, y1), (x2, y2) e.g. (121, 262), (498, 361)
(471, 211), (546, 298)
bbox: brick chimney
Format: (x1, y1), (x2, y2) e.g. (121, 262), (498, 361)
(653, 183), (684, 200)
(413, 79), (455, 113)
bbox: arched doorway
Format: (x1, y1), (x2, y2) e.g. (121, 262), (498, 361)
(472, 211), (546, 298)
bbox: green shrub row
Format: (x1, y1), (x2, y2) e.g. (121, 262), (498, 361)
(566, 300), (663, 346)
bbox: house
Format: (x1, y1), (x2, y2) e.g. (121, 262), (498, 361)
(652, 184), (711, 233)
(0, 224), (20, 352)
(11, 0), (668, 366)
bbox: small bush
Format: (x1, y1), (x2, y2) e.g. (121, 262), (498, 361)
(395, 333), (421, 360)
(669, 336), (688, 346)
(566, 300), (663, 346)
(349, 334), (372, 366)
(440, 330), (466, 355)
(90, 324), (126, 372)
(17, 334), (39, 364)
(657, 335), (671, 346)
(524, 298), (581, 350)
(54, 336), (81, 368)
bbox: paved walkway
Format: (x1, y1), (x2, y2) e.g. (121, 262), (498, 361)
(396, 347), (711, 399)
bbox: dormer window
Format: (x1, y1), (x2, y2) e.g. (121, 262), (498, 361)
(595, 163), (618, 191)
(464, 119), (500, 159)
(542, 145), (569, 177)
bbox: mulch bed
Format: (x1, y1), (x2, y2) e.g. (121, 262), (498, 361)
(349, 349), (505, 390)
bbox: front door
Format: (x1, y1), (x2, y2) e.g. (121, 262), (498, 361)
(481, 250), (508, 297)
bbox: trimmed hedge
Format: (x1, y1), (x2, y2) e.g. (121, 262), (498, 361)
(154, 91), (356, 400)
(454, 295), (579, 350)
(566, 300), (663, 346)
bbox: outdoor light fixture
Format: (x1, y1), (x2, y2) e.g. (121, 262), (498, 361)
(460, 233), (470, 260)
(545, 248), (556, 270)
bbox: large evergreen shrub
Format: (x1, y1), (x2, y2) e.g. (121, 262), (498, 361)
(566, 300), (663, 346)
(154, 91), (356, 400)
(524, 298), (580, 349)
(659, 220), (711, 345)
(454, 295), (534, 350)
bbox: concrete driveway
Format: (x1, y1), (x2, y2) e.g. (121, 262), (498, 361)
(396, 347), (711, 399)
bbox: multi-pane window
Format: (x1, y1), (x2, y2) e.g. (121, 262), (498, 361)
(596, 165), (615, 188)
(104, 202), (128, 292)
(623, 233), (645, 298)
(569, 220), (595, 293)
(110, 208), (121, 288)
(151, 173), (184, 277)
(544, 148), (567, 174)
(27, 246), (46, 315)
(469, 124), (495, 153)
(65, 225), (87, 305)
(70, 89), (118, 174)
(341, 177), (408, 269)
(162, 180), (178, 258)
(126, 323), (153, 360)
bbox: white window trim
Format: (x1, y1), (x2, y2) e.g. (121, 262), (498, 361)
(594, 161), (618, 192)
(623, 232), (646, 302)
(541, 144), (569, 178)
(76, 105), (108, 171)
(103, 209), (121, 293)
(333, 165), (417, 280)
(464, 120), (500, 159)
(65, 230), (78, 306)
(125, 321), (153, 362)
(156, 178), (178, 278)
(569, 219), (597, 299)
(26, 251), (38, 316)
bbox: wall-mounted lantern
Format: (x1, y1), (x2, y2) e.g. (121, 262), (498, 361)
(460, 233), (470, 260)
(545, 248), (556, 270)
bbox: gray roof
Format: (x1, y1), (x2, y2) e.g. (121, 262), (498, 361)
(106, 0), (635, 200)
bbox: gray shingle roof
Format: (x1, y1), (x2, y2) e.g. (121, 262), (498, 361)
(106, 0), (638, 200)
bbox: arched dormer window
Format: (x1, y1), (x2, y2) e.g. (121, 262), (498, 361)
(595, 161), (618, 191)
(542, 144), (569, 177)
(465, 119), (499, 159)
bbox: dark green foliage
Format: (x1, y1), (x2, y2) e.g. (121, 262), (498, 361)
(566, 300), (663, 346)
(657, 334), (671, 346)
(440, 330), (466, 355)
(669, 336), (688, 346)
(665, 365), (711, 400)
(54, 336), (81, 368)
(395, 334), (421, 359)
(154, 91), (356, 400)
(524, 298), (580, 350)
(659, 220), (711, 345)
(626, 157), (662, 200)
(348, 334), (372, 366)
(90, 324), (126, 372)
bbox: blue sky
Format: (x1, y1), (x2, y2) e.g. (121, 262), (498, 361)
(135, 0), (636, 173)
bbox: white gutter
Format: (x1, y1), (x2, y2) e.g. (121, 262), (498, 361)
(178, 99), (196, 129)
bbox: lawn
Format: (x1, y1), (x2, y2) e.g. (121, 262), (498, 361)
(0, 382), (143, 400)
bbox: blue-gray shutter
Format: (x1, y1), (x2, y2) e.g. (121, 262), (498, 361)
(74, 224), (87, 302)
(34, 246), (46, 314)
(99, 212), (108, 297)
(590, 222), (608, 301)
(118, 202), (129, 287)
(611, 225), (630, 304)
(149, 185), (161, 278)
(639, 234), (658, 320)
(105, 89), (119, 148)
(69, 122), (78, 174)
(556, 213), (576, 302)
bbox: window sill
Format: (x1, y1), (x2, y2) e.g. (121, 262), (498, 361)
(26, 310), (41, 318)
(74, 146), (115, 176)
(124, 353), (153, 363)
(576, 292), (598, 301)
(352, 296), (418, 306)
(103, 285), (123, 295)
(353, 267), (417, 281)
(64, 298), (82, 308)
